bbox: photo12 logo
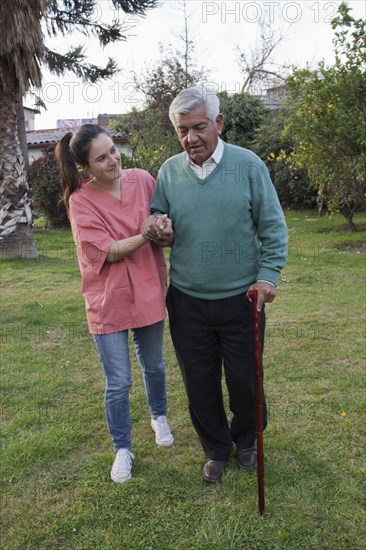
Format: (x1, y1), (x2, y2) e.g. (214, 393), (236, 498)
(201, 2), (339, 24)
(36, 81), (142, 107)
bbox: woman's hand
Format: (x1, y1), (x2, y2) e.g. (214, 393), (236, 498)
(141, 215), (174, 246)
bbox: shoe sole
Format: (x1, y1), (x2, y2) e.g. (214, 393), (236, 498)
(202, 474), (221, 483)
(111, 473), (132, 483)
(236, 459), (257, 470)
(154, 437), (174, 447)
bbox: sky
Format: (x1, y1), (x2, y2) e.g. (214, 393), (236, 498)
(27, 0), (366, 130)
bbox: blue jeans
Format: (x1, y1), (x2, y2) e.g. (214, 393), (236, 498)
(93, 321), (167, 451)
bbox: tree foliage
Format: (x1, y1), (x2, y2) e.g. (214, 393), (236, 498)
(0, 0), (45, 95)
(113, 20), (207, 177)
(28, 147), (69, 229)
(252, 110), (316, 209)
(133, 46), (205, 115)
(218, 91), (265, 148)
(43, 0), (159, 82)
(281, 2), (366, 229)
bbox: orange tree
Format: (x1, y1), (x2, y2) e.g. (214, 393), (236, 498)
(281, 2), (366, 229)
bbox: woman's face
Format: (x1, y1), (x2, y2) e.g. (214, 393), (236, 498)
(87, 133), (122, 184)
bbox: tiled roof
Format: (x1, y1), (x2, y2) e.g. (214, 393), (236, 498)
(26, 127), (128, 148)
(26, 129), (66, 147)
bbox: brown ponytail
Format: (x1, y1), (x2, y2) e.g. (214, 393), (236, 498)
(55, 132), (80, 216)
(55, 124), (108, 216)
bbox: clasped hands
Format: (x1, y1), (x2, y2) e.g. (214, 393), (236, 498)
(141, 214), (174, 246)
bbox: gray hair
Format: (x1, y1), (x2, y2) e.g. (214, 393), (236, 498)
(169, 85), (220, 126)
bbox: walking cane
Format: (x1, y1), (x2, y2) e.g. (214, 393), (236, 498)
(248, 289), (265, 515)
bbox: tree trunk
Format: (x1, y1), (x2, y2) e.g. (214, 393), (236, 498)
(17, 96), (29, 170)
(0, 90), (38, 259)
(339, 206), (356, 232)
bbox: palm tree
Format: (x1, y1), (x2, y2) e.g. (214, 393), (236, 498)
(0, 0), (45, 258)
(1, 0), (159, 259)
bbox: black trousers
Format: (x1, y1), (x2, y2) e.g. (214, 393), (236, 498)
(166, 285), (267, 461)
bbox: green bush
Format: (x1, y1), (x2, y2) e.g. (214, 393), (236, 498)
(218, 90), (265, 147)
(252, 111), (317, 209)
(28, 147), (69, 229)
(267, 158), (317, 210)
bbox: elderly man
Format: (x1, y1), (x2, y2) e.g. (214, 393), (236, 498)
(143, 85), (288, 483)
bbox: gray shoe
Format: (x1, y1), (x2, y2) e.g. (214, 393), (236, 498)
(151, 416), (174, 447)
(111, 449), (135, 483)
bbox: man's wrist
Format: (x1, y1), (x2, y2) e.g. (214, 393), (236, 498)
(257, 280), (276, 288)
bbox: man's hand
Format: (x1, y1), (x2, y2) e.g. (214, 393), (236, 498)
(141, 214), (165, 240)
(247, 281), (276, 312)
(141, 215), (174, 246)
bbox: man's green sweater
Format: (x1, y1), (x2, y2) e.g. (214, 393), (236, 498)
(151, 142), (288, 299)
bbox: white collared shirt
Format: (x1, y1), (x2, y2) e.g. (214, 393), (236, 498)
(187, 138), (224, 180)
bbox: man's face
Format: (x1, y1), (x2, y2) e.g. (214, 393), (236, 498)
(174, 105), (223, 167)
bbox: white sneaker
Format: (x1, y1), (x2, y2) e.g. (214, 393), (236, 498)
(111, 448), (135, 483)
(151, 415), (174, 447)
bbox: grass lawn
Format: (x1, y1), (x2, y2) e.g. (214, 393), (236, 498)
(1, 210), (365, 549)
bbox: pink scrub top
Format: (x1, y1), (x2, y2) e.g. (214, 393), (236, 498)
(69, 169), (167, 334)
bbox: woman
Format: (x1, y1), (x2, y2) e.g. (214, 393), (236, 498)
(55, 124), (174, 484)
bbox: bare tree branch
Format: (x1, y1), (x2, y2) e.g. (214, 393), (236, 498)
(236, 19), (290, 94)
